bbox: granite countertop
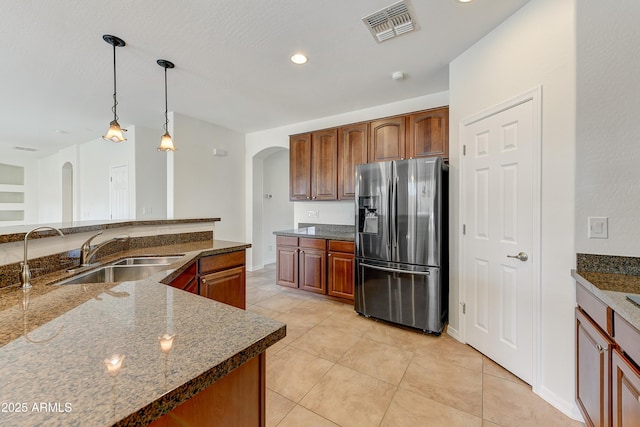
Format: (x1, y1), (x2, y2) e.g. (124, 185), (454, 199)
(273, 224), (355, 242)
(0, 217), (221, 244)
(572, 270), (640, 332)
(0, 240), (285, 426)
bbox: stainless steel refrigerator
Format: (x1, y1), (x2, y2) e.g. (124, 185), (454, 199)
(354, 157), (448, 334)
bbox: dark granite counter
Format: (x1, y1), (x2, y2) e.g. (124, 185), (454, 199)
(573, 269), (640, 333)
(273, 223), (355, 242)
(0, 240), (285, 426)
(0, 218), (220, 244)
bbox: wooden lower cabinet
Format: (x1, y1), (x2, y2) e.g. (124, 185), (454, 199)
(328, 240), (355, 300)
(168, 263), (198, 294)
(576, 307), (612, 427)
(612, 348), (640, 427)
(276, 236), (354, 301)
(201, 266), (246, 309)
(299, 247), (326, 294)
(149, 353), (265, 427)
(276, 236), (299, 288)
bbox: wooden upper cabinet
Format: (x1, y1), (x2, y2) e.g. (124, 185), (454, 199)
(338, 123), (368, 200)
(311, 129), (338, 200)
(369, 116), (406, 162)
(290, 133), (312, 200)
(407, 107), (449, 159)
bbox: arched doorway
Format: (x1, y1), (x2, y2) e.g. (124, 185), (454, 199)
(252, 147), (292, 269)
(61, 162), (73, 223)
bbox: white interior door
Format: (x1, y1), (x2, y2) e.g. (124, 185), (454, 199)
(462, 97), (538, 384)
(109, 165), (129, 220)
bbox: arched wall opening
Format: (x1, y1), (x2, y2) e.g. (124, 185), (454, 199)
(251, 146), (292, 270)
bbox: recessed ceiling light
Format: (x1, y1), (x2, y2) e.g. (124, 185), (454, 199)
(458, 0), (473, 3)
(290, 54), (308, 65)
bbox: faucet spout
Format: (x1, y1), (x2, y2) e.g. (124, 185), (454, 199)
(80, 232), (129, 267)
(21, 226), (65, 289)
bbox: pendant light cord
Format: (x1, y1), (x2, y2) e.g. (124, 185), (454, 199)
(163, 67), (169, 133)
(112, 43), (119, 121)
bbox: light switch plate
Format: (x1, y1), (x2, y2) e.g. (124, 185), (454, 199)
(588, 217), (608, 239)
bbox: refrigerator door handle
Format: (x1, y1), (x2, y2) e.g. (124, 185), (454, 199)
(387, 176), (392, 250)
(359, 262), (431, 276)
(393, 175), (399, 248)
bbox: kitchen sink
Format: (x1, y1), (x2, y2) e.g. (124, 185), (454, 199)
(112, 255), (184, 266)
(56, 264), (168, 285)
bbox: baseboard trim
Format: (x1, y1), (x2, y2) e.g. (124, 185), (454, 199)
(446, 326), (462, 342)
(537, 385), (584, 422)
(248, 264), (263, 272)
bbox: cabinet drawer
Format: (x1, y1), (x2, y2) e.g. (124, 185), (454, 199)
(199, 251), (245, 275)
(328, 240), (354, 253)
(300, 238), (326, 250)
(614, 312), (640, 365)
(576, 282), (612, 335)
(276, 236), (298, 247)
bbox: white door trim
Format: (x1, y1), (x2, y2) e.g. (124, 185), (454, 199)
(458, 86), (542, 393)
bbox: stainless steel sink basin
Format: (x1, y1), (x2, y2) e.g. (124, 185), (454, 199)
(112, 255), (184, 266)
(56, 264), (168, 285)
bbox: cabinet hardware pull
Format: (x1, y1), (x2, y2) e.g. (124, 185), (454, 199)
(201, 278), (207, 284)
(596, 344), (607, 353)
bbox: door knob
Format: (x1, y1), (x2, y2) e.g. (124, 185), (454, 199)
(507, 252), (528, 262)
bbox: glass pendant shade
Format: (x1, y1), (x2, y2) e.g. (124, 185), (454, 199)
(158, 132), (176, 152)
(103, 120), (127, 143)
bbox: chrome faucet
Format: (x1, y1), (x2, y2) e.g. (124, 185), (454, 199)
(80, 232), (129, 267)
(20, 226), (65, 289)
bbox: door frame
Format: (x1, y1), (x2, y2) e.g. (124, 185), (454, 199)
(458, 86), (542, 392)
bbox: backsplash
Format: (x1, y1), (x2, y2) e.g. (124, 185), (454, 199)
(0, 231), (212, 288)
(577, 253), (640, 276)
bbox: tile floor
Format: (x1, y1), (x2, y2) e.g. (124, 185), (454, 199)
(247, 264), (584, 427)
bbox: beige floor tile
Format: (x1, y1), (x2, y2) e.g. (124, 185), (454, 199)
(286, 299), (338, 323)
(300, 364), (396, 427)
(273, 312), (321, 345)
(399, 352), (483, 417)
(414, 333), (483, 372)
(266, 346), (334, 403)
(266, 389), (296, 427)
(482, 421), (502, 427)
(362, 319), (430, 352)
(483, 355), (528, 385)
(381, 388), (482, 427)
(483, 374), (584, 427)
(276, 405), (339, 427)
(266, 339), (287, 357)
(246, 304), (280, 319)
(247, 289), (282, 305)
(256, 293), (306, 313)
(338, 337), (413, 385)
(289, 324), (360, 362)
(318, 309), (374, 337)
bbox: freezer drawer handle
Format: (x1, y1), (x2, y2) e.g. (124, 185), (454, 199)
(507, 252), (528, 262)
(360, 263), (431, 276)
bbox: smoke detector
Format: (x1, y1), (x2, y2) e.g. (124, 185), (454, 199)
(362, 1), (416, 43)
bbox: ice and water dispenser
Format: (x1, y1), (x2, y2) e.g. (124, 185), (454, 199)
(358, 195), (379, 234)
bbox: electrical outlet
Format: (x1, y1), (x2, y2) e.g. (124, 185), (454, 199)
(588, 217), (608, 239)
(307, 210), (319, 218)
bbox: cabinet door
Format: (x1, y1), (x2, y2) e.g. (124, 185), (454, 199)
(407, 107), (449, 159)
(576, 308), (613, 427)
(276, 245), (298, 288)
(200, 266), (246, 309)
(290, 133), (312, 200)
(612, 348), (640, 427)
(311, 129), (338, 200)
(338, 123), (368, 200)
(328, 251), (355, 300)
(299, 248), (326, 294)
(369, 116), (406, 162)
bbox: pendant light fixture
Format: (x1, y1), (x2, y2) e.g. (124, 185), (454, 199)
(157, 59), (176, 152)
(102, 35), (127, 143)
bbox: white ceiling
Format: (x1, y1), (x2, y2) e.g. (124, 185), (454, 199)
(1, 0), (530, 156)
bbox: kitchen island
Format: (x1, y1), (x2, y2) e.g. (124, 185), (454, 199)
(0, 240), (285, 426)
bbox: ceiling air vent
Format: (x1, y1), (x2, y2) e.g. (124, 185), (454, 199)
(362, 1), (416, 43)
(13, 146), (38, 152)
